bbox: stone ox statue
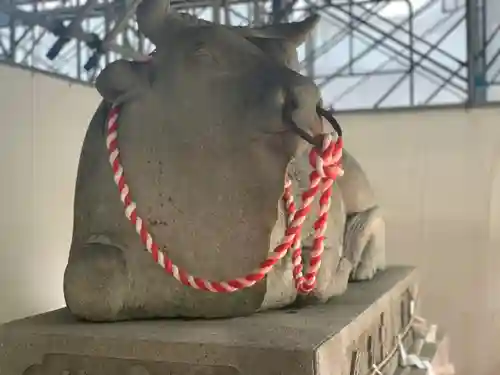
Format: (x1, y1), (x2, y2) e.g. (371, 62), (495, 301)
(63, 0), (386, 321)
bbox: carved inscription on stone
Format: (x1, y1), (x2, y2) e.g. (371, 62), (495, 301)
(366, 335), (374, 369)
(378, 312), (386, 360)
(345, 290), (417, 375)
(349, 349), (361, 375)
(23, 354), (240, 375)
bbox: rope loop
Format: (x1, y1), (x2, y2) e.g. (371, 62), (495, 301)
(309, 133), (344, 179)
(106, 105), (344, 294)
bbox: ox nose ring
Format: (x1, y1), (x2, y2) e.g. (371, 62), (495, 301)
(316, 106), (343, 138)
(285, 106), (343, 149)
(286, 119), (319, 148)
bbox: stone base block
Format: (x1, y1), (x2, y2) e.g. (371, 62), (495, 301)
(0, 266), (420, 375)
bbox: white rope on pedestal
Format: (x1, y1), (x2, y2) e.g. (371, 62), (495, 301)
(398, 299), (436, 374)
(367, 316), (414, 375)
(371, 364), (383, 375)
(410, 299), (438, 343)
(366, 297), (451, 375)
(410, 299), (455, 375)
(397, 334), (436, 375)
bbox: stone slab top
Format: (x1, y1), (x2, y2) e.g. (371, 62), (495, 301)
(1, 266), (417, 353)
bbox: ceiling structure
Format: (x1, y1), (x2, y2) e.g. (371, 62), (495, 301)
(0, 0), (498, 110)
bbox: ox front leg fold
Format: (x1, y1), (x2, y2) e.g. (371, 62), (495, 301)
(64, 238), (131, 322)
(344, 206), (386, 281)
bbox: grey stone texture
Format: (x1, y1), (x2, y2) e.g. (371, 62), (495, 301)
(63, 0), (386, 321)
(0, 266), (423, 375)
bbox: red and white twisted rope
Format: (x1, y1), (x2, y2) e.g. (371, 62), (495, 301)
(106, 105), (344, 293)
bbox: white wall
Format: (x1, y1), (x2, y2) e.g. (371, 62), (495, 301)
(0, 64), (499, 375)
(0, 64), (99, 322)
(338, 106), (500, 375)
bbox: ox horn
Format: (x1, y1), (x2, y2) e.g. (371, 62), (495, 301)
(136, 0), (171, 44)
(136, 0), (213, 44)
(232, 14), (320, 46)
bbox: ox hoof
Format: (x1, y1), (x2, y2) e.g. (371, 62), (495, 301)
(350, 244), (378, 281)
(64, 242), (129, 322)
(351, 218), (386, 281)
(344, 207), (386, 282)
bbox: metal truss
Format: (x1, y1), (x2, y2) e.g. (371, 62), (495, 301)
(0, 0), (499, 109)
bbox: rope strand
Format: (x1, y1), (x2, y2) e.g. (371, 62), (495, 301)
(106, 105), (344, 293)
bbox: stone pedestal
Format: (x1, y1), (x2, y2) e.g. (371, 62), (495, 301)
(0, 266), (443, 375)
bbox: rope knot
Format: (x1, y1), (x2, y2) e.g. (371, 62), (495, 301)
(308, 134), (344, 179)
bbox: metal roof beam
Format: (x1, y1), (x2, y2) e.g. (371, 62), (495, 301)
(46, 0), (99, 60)
(0, 0), (146, 60)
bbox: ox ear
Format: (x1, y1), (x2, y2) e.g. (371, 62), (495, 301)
(96, 59), (151, 104)
(244, 14), (319, 46)
(245, 36), (299, 69)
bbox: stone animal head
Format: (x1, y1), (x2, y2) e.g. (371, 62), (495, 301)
(96, 0), (324, 155)
(93, 2), (326, 273)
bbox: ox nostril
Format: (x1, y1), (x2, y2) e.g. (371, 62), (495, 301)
(284, 83), (321, 122)
(282, 88), (299, 115)
(283, 78), (321, 116)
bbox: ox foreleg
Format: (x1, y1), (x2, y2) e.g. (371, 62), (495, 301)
(343, 206), (386, 281)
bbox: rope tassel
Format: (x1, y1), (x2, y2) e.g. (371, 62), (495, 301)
(106, 105), (344, 294)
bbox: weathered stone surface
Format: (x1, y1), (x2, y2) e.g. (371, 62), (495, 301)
(1, 266), (418, 375)
(63, 0), (387, 321)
